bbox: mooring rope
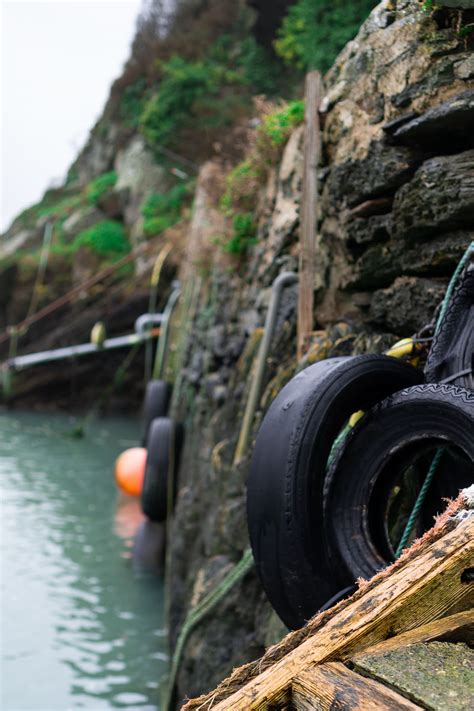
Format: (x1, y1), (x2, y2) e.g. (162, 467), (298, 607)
(163, 548), (253, 711)
(395, 240), (474, 556)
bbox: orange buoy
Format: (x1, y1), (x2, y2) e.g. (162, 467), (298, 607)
(114, 447), (147, 497)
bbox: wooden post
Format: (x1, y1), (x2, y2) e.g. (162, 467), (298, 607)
(297, 70), (323, 361)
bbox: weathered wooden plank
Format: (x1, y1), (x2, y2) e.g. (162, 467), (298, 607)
(297, 70), (322, 361)
(292, 661), (421, 710)
(353, 641), (474, 711)
(209, 517), (473, 710)
(350, 610), (473, 659)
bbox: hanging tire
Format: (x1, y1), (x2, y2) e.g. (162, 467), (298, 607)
(246, 354), (422, 629)
(326, 383), (474, 585)
(425, 263), (474, 389)
(141, 417), (184, 522)
(141, 380), (172, 446)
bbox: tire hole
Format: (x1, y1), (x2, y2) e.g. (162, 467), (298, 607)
(461, 568), (474, 584)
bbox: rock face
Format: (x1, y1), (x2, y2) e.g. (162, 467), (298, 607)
(165, 1), (474, 706)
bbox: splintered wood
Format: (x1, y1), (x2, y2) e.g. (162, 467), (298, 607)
(184, 499), (473, 711)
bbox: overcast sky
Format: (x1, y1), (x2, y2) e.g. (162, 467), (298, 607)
(1, 0), (143, 232)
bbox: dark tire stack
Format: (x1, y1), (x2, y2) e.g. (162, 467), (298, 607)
(247, 265), (474, 629)
(140, 380), (184, 522)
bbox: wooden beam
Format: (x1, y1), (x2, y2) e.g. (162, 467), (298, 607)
(297, 70), (323, 361)
(350, 610), (473, 659)
(208, 517), (473, 710)
(292, 662), (421, 710)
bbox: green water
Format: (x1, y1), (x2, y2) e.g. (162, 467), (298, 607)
(0, 412), (167, 710)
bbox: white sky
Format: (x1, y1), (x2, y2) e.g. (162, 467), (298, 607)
(1, 0), (143, 232)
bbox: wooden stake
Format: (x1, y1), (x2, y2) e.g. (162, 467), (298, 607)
(297, 70), (323, 361)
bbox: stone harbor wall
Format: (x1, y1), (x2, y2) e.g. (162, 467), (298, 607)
(165, 0), (474, 704)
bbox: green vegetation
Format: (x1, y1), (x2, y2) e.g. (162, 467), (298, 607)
(225, 213), (257, 255)
(119, 78), (149, 128)
(140, 57), (224, 148)
(73, 220), (130, 256)
(261, 100), (305, 146)
(138, 13), (291, 154)
(85, 171), (117, 205)
(221, 161), (260, 214)
(219, 99), (306, 256)
(141, 181), (194, 236)
(275, 0), (377, 73)
(37, 194), (84, 219)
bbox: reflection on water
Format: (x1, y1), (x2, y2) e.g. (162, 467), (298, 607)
(0, 412), (167, 710)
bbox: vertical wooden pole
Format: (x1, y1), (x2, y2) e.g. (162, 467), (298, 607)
(298, 70), (323, 361)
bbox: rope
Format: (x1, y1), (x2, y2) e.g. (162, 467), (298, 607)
(395, 448), (443, 557)
(395, 241), (474, 556)
(163, 548), (253, 711)
(435, 240), (474, 335)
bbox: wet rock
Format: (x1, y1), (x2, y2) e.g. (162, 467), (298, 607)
(390, 55), (456, 109)
(369, 276), (446, 333)
(345, 231), (471, 291)
(454, 54), (474, 80)
(391, 150), (474, 241)
(391, 90), (474, 150)
(325, 141), (419, 208)
(345, 215), (391, 246)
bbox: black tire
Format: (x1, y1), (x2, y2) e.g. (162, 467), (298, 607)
(247, 355), (423, 629)
(141, 380), (172, 446)
(425, 263), (474, 389)
(327, 383), (474, 584)
(141, 417), (184, 522)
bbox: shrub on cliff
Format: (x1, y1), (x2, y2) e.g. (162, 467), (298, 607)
(141, 181), (194, 237)
(219, 99), (306, 256)
(275, 0), (378, 72)
(73, 220), (130, 257)
(140, 57), (224, 148)
(225, 212), (257, 255)
(85, 172), (117, 205)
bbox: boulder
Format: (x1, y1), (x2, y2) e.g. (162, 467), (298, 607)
(391, 150), (474, 241)
(390, 90), (474, 150)
(369, 276), (447, 333)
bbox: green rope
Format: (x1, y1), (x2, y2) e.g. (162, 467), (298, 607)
(163, 548), (253, 711)
(394, 448), (443, 557)
(435, 240), (474, 336)
(395, 241), (474, 556)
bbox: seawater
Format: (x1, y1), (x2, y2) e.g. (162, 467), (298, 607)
(0, 411), (167, 710)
